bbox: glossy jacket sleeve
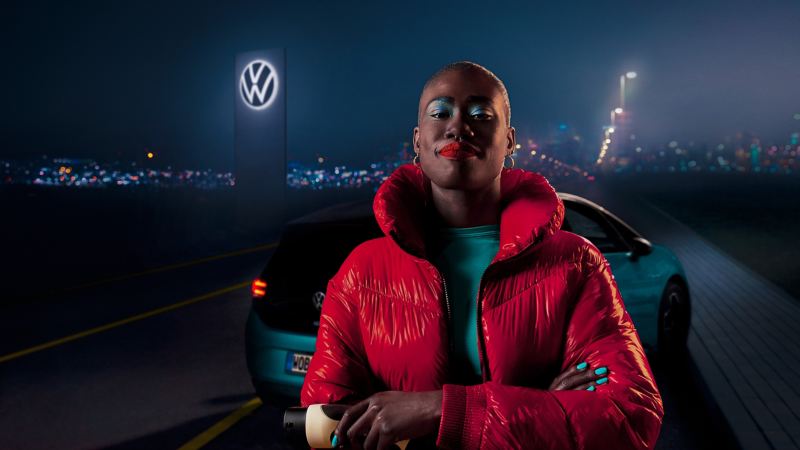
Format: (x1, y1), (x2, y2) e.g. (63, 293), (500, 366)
(435, 248), (664, 450)
(300, 276), (375, 408)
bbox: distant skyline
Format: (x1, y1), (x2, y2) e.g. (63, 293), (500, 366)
(3, 0), (799, 169)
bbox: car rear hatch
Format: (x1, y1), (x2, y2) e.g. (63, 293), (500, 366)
(252, 201), (382, 335)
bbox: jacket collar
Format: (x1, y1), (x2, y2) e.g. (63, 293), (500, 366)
(373, 164), (564, 264)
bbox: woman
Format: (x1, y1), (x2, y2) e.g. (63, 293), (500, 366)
(300, 61), (663, 450)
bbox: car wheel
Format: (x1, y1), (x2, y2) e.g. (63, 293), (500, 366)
(657, 281), (691, 361)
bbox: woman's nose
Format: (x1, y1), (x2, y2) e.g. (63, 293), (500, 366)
(445, 110), (475, 141)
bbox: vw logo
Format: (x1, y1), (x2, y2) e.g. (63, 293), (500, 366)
(240, 59), (278, 110)
(312, 291), (325, 311)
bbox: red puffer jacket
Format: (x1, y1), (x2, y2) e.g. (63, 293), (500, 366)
(300, 164), (663, 449)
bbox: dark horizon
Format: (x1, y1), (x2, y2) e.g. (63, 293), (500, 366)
(3, 1), (799, 169)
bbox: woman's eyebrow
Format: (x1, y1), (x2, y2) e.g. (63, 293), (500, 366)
(428, 96), (453, 106)
(427, 95), (494, 106)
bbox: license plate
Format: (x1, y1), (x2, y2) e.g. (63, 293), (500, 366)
(286, 352), (313, 374)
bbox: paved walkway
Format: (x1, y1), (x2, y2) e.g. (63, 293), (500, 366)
(644, 197), (800, 450)
(574, 181), (800, 450)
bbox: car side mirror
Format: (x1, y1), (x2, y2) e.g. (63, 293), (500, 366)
(629, 236), (653, 260)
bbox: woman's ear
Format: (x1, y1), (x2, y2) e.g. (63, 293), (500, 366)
(507, 126), (516, 151)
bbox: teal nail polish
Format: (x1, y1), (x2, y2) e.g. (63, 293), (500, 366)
(331, 435), (339, 447)
(597, 377), (608, 385)
(576, 361), (588, 370)
(594, 367), (608, 376)
(587, 385), (595, 391)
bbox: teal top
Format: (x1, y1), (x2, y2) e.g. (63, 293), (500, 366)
(430, 224), (500, 381)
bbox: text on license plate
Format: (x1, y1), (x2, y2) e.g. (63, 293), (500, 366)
(286, 352), (313, 374)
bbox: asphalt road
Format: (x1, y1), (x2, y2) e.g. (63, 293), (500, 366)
(0, 185), (735, 449)
(0, 245), (274, 449)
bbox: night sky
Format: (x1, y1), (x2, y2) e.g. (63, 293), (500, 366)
(3, 0), (799, 169)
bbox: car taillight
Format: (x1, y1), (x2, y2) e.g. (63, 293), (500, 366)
(252, 279), (267, 298)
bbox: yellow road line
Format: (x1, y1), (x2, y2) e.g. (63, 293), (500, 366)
(61, 242), (278, 292)
(178, 396), (263, 450)
(0, 281), (251, 364)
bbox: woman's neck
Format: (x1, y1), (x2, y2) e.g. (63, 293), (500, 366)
(429, 177), (502, 228)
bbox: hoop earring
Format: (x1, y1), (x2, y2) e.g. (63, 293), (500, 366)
(504, 153), (515, 169)
(413, 153), (420, 166)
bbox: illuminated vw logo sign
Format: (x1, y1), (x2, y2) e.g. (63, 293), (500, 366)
(312, 291), (325, 312)
(239, 59), (278, 110)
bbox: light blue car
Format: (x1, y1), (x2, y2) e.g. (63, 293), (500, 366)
(245, 193), (690, 403)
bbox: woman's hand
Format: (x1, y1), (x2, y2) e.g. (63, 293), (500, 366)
(332, 390), (442, 450)
(549, 361), (610, 391)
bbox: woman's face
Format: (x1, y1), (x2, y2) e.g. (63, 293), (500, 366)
(413, 69), (515, 191)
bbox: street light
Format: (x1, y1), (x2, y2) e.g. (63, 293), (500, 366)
(610, 107), (625, 126)
(599, 73), (637, 167)
(619, 71), (637, 109)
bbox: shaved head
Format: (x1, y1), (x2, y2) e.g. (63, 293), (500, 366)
(420, 61), (511, 127)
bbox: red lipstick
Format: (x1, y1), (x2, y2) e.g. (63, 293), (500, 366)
(438, 142), (478, 160)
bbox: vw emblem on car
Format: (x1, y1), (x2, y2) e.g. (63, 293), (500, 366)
(312, 291), (325, 311)
(240, 59), (278, 110)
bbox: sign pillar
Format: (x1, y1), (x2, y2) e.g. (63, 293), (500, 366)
(234, 48), (286, 237)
